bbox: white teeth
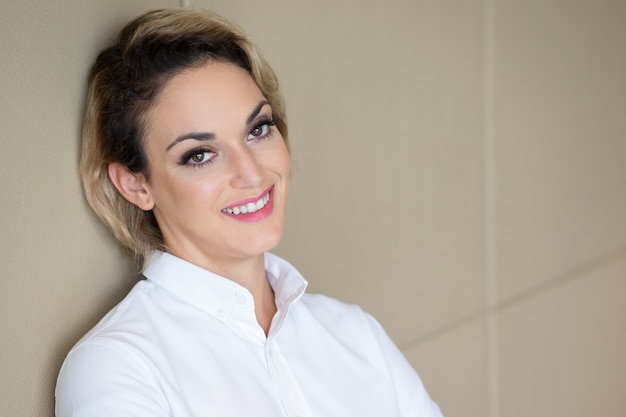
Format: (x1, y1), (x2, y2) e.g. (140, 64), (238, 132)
(223, 191), (270, 215)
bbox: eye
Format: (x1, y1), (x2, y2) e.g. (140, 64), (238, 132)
(250, 125), (267, 137)
(248, 119), (276, 140)
(180, 149), (216, 166)
(190, 151), (209, 163)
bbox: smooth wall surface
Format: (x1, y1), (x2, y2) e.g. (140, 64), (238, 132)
(1, 1), (625, 416)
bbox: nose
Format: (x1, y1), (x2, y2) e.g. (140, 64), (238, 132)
(228, 146), (263, 189)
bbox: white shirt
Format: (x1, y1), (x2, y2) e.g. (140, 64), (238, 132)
(56, 252), (442, 417)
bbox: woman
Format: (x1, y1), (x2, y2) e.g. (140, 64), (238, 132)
(56, 8), (443, 417)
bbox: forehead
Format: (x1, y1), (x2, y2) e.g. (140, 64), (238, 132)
(144, 61), (266, 140)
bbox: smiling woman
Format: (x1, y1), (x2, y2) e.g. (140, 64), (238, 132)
(109, 61), (290, 293)
(55, 7), (443, 417)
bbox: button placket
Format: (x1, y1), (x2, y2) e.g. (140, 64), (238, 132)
(266, 341), (314, 417)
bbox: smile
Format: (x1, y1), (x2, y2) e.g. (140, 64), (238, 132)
(222, 187), (272, 215)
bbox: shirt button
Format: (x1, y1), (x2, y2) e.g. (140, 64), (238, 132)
(215, 309), (226, 320)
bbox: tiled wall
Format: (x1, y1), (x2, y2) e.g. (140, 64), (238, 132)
(1, 1), (624, 416)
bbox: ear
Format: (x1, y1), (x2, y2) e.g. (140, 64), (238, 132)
(108, 162), (155, 211)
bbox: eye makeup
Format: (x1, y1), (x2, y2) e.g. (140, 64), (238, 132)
(178, 147), (217, 167)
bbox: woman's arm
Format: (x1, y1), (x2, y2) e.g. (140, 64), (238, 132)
(365, 314), (444, 417)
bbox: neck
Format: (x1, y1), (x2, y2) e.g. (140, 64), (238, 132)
(180, 252), (277, 335)
(226, 255), (277, 336)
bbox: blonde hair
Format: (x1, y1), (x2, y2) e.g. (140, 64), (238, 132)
(80, 8), (288, 270)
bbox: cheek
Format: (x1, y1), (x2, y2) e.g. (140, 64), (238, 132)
(275, 142), (291, 175)
(149, 173), (218, 212)
(280, 154), (291, 176)
(177, 176), (223, 208)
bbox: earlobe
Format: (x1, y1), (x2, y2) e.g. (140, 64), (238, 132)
(107, 163), (155, 211)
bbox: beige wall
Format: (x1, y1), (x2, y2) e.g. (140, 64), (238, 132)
(1, 1), (625, 416)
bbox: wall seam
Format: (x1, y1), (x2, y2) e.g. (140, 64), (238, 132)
(400, 246), (626, 347)
(483, 0), (499, 416)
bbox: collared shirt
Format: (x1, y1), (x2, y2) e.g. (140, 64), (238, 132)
(56, 252), (442, 417)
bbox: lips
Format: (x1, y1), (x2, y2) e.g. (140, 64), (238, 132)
(222, 186), (273, 216)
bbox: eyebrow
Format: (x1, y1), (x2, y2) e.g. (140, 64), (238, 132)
(166, 132), (215, 151)
(246, 100), (270, 125)
(165, 100), (271, 151)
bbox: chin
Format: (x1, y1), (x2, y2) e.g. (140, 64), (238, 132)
(253, 228), (284, 255)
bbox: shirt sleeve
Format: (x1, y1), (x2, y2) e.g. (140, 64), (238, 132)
(55, 342), (170, 417)
(365, 313), (444, 417)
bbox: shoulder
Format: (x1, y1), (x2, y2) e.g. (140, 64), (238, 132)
(297, 293), (382, 343)
(58, 279), (157, 376)
(56, 281), (168, 416)
(72, 280), (155, 345)
(299, 292), (365, 319)
(56, 340), (168, 416)
(58, 279), (162, 387)
(297, 294), (443, 416)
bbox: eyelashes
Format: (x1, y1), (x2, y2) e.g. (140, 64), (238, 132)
(248, 118), (276, 141)
(178, 117), (277, 168)
(179, 148), (216, 166)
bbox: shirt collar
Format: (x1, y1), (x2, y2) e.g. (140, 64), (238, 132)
(143, 251), (308, 330)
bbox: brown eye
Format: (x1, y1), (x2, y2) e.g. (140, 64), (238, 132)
(191, 152), (205, 163)
(182, 150), (214, 166)
(250, 126), (264, 137)
(247, 120), (274, 140)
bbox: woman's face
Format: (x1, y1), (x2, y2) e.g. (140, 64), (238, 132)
(138, 61), (290, 271)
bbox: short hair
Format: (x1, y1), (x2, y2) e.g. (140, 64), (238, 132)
(80, 8), (288, 269)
